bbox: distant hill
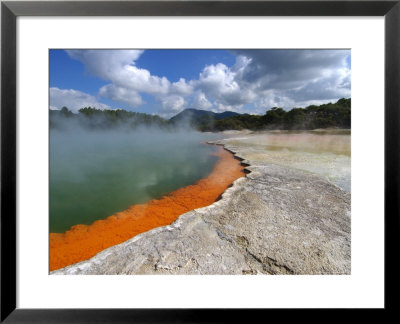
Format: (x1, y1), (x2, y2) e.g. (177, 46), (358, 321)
(169, 108), (240, 130)
(169, 108), (213, 123)
(215, 111), (241, 120)
(170, 98), (351, 132)
(169, 108), (240, 122)
(50, 98), (350, 132)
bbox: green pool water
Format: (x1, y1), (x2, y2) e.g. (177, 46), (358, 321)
(50, 129), (218, 233)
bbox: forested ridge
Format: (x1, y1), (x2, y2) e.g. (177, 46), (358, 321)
(50, 107), (168, 130)
(50, 98), (350, 131)
(206, 98), (351, 131)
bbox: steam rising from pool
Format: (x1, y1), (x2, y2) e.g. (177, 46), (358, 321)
(50, 127), (219, 233)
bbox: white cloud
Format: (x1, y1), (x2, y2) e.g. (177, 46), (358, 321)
(231, 49), (351, 110)
(194, 62), (256, 111)
(192, 92), (212, 110)
(161, 95), (186, 115)
(65, 49), (351, 116)
(99, 84), (144, 107)
(67, 50), (194, 113)
(50, 87), (110, 112)
(171, 78), (193, 96)
(191, 49), (351, 112)
(121, 65), (170, 95)
(67, 49), (171, 96)
(66, 50), (144, 81)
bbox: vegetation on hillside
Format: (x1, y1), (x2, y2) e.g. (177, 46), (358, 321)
(208, 98), (351, 131)
(50, 98), (350, 132)
(168, 108), (239, 130)
(50, 106), (168, 130)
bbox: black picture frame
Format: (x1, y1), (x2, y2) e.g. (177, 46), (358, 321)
(1, 0), (399, 322)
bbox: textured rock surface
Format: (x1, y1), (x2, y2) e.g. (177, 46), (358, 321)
(52, 136), (351, 275)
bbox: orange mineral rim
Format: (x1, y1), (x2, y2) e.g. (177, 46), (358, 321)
(49, 146), (245, 271)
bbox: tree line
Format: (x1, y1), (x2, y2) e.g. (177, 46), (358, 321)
(50, 106), (168, 130)
(50, 98), (350, 132)
(200, 98), (351, 131)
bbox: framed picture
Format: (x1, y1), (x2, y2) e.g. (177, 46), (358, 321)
(1, 0), (398, 321)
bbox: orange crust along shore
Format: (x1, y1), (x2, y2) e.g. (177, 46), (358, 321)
(49, 146), (246, 272)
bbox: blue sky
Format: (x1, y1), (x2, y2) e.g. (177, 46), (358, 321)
(50, 49), (351, 118)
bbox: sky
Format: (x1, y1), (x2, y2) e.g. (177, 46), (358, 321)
(49, 49), (351, 118)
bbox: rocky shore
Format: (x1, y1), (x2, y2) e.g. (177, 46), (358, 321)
(52, 132), (351, 275)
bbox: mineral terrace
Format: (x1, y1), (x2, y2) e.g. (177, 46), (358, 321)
(52, 131), (351, 275)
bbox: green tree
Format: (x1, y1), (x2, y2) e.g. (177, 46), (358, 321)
(60, 106), (73, 117)
(264, 107), (286, 126)
(284, 108), (306, 129)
